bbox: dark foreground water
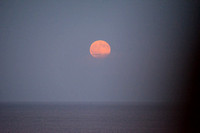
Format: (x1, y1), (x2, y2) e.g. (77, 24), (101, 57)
(0, 103), (183, 133)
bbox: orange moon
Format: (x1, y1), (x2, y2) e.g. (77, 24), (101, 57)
(90, 40), (111, 58)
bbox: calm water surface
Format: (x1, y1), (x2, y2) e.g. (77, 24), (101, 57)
(0, 103), (182, 133)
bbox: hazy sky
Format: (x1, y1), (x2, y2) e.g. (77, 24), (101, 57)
(0, 0), (199, 103)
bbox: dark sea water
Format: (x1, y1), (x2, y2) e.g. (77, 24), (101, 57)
(0, 103), (182, 133)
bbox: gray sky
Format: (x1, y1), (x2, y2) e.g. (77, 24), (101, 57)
(0, 0), (199, 103)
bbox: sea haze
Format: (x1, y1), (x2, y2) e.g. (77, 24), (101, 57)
(0, 103), (183, 133)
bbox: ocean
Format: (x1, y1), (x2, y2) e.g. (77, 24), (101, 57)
(0, 103), (183, 133)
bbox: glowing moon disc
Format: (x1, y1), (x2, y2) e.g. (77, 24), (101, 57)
(90, 40), (111, 58)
